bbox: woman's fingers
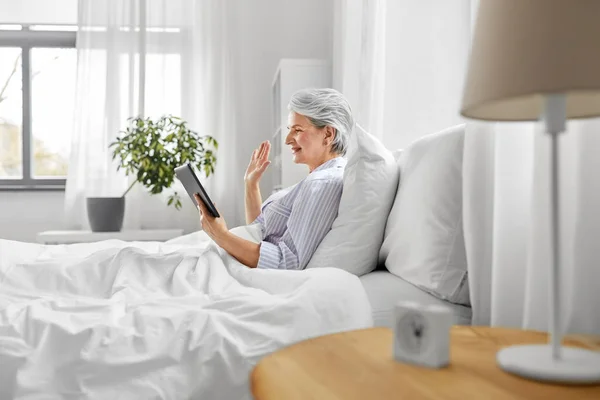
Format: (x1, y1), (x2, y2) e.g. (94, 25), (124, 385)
(194, 193), (208, 215)
(257, 141), (266, 161)
(249, 141), (271, 171)
(251, 145), (260, 163)
(258, 141), (270, 162)
(193, 193), (202, 209)
(256, 142), (263, 160)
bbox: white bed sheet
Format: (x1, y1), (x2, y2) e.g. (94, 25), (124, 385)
(0, 226), (372, 400)
(360, 270), (472, 328)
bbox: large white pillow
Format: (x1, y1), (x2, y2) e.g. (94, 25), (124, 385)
(379, 124), (470, 306)
(306, 124), (399, 275)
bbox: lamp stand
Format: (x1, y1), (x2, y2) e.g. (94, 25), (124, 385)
(496, 94), (600, 384)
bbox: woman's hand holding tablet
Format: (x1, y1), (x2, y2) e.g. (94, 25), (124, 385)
(174, 163), (220, 218)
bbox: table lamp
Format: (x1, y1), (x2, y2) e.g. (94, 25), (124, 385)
(460, 0), (600, 384)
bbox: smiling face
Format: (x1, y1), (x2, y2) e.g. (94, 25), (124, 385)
(285, 112), (337, 172)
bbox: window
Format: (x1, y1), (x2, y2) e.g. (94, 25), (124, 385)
(0, 25), (76, 189)
(0, 47), (22, 178)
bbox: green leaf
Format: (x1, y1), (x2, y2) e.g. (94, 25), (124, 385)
(110, 114), (218, 204)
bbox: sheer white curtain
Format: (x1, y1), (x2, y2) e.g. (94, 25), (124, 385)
(65, 0), (239, 232)
(464, 116), (600, 335)
(332, 0), (386, 138)
(339, 0), (600, 334)
(379, 0), (473, 151)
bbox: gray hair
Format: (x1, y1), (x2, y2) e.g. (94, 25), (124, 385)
(288, 88), (354, 156)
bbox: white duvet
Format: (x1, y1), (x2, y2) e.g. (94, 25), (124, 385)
(0, 226), (372, 400)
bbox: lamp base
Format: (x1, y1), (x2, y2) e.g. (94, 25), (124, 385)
(497, 344), (600, 384)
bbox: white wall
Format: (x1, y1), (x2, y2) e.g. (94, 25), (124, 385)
(381, 0), (471, 151)
(0, 0), (334, 241)
(230, 0), (334, 222)
(0, 192), (66, 242)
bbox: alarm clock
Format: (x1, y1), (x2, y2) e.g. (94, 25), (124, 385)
(392, 301), (454, 368)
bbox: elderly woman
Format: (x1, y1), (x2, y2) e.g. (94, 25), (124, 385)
(194, 88), (353, 269)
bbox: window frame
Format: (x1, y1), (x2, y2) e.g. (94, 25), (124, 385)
(0, 26), (76, 190)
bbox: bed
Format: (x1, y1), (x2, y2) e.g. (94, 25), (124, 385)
(0, 124), (474, 399)
(0, 226), (372, 400)
(359, 270), (472, 328)
(0, 231), (471, 400)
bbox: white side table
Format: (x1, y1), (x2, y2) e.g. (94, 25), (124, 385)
(36, 229), (184, 244)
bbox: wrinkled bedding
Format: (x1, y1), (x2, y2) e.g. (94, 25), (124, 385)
(0, 225), (372, 399)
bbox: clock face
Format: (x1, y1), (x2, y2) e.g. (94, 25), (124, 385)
(397, 311), (430, 355)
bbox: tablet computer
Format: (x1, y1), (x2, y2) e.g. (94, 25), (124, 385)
(174, 163), (220, 218)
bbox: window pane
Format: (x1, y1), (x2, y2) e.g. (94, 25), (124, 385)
(118, 53), (182, 120)
(144, 53), (181, 118)
(0, 47), (23, 178)
(0, 25), (23, 31)
(31, 47), (76, 178)
(30, 25), (77, 32)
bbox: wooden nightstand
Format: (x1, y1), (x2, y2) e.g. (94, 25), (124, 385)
(251, 327), (600, 400)
(36, 229), (184, 244)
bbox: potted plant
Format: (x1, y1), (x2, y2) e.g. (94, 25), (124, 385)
(85, 115), (218, 232)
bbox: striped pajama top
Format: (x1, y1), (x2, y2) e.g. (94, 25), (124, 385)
(252, 157), (346, 270)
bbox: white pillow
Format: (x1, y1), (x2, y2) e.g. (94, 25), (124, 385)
(379, 124), (470, 306)
(306, 124), (399, 275)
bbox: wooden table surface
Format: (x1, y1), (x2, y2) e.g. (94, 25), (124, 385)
(251, 326), (600, 400)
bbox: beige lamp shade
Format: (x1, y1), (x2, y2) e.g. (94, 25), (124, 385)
(461, 0), (600, 121)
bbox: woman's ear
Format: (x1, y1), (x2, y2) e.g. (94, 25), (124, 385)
(323, 126), (335, 146)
